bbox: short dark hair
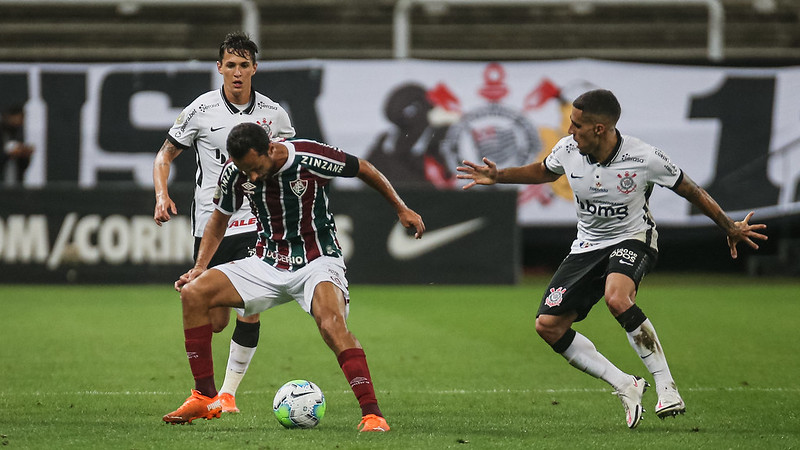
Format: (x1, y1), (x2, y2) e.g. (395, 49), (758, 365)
(572, 89), (621, 125)
(219, 31), (258, 63)
(227, 122), (270, 159)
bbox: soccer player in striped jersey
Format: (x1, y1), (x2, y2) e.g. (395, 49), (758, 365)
(153, 32), (294, 415)
(457, 89), (767, 429)
(163, 122), (425, 431)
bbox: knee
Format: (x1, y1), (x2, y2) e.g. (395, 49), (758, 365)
(180, 283), (204, 310)
(180, 282), (215, 318)
(604, 290), (632, 316)
(534, 317), (548, 338)
(535, 317), (560, 344)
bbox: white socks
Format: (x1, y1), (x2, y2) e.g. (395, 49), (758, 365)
(625, 318), (676, 393)
(218, 341), (257, 396)
(561, 331), (631, 391)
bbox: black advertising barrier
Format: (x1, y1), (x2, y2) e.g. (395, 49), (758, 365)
(329, 188), (519, 285)
(0, 185), (196, 284)
(0, 186), (518, 284)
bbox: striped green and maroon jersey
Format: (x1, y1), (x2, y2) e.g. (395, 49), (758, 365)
(167, 87), (295, 238)
(214, 139), (360, 271)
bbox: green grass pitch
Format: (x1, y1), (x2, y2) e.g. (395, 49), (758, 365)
(1, 274), (799, 449)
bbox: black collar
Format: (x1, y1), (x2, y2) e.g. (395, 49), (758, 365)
(588, 129), (623, 166)
(220, 86), (256, 114)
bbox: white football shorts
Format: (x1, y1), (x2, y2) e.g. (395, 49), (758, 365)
(213, 255), (350, 318)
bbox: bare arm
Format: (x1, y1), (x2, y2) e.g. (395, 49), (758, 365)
(356, 158), (425, 238)
(456, 157), (561, 189)
(153, 139), (183, 226)
(174, 208), (229, 291)
(673, 173), (767, 259)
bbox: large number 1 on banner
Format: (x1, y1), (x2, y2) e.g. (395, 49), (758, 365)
(689, 77), (781, 212)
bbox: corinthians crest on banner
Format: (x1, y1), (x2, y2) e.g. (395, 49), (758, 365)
(440, 63), (542, 184)
(360, 61), (605, 214)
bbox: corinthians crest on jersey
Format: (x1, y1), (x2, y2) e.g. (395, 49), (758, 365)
(544, 132), (684, 255)
(617, 171), (637, 194)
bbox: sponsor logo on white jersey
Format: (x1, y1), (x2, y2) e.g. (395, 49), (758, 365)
(576, 198), (628, 220)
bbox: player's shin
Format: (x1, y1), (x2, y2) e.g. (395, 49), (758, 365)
(184, 323), (217, 398)
(616, 306), (676, 389)
(553, 328), (631, 390)
(337, 347), (382, 417)
(625, 323), (676, 393)
(220, 320), (260, 396)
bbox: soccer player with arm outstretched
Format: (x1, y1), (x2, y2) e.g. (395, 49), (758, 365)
(458, 89), (766, 428)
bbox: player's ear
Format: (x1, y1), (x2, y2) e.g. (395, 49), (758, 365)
(594, 123), (605, 135)
(266, 143), (278, 158)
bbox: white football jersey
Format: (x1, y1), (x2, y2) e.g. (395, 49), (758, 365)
(544, 132), (683, 254)
(168, 87), (295, 237)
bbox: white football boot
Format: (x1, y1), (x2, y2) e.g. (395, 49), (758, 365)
(613, 376), (649, 429)
(655, 387), (686, 419)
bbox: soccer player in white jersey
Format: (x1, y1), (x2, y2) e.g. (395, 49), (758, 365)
(153, 32), (295, 415)
(162, 122), (425, 430)
(457, 89), (767, 429)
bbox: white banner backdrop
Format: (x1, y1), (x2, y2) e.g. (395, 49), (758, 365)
(2, 59), (798, 226)
(314, 59), (800, 226)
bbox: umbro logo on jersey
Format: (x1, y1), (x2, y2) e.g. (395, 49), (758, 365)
(210, 126), (226, 132)
(242, 181), (256, 195)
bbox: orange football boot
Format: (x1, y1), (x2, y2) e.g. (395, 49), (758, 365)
(358, 414), (390, 432)
(163, 390), (222, 424)
(218, 392), (240, 413)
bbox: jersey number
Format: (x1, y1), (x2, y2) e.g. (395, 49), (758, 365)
(215, 148), (228, 165)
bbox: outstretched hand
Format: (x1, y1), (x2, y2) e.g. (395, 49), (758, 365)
(456, 157), (498, 190)
(726, 211), (767, 259)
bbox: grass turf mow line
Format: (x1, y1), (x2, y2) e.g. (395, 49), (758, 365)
(5, 385), (800, 397)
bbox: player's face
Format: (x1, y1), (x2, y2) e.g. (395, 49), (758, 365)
(217, 50), (257, 103)
(568, 107), (601, 156)
(234, 147), (274, 183)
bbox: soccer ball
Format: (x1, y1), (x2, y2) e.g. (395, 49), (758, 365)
(272, 379), (326, 428)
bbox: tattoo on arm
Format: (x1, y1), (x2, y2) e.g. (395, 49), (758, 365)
(678, 176), (734, 232)
(162, 141), (180, 156)
(155, 140), (182, 167)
